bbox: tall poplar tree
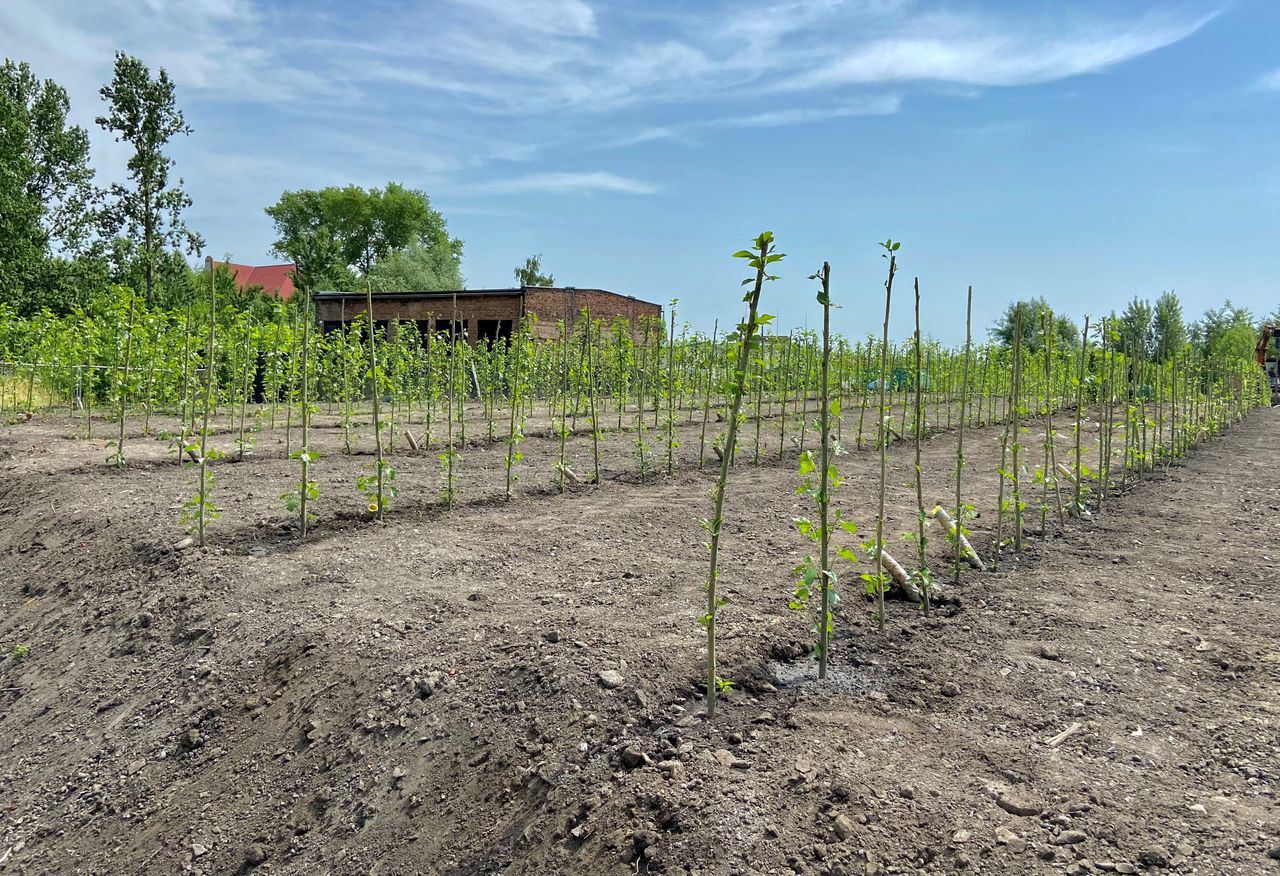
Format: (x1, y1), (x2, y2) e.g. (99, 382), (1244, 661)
(96, 52), (203, 306)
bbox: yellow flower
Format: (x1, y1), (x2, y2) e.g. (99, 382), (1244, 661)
(367, 502), (379, 513)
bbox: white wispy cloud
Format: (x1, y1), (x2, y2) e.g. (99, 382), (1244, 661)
(780, 11), (1219, 90)
(0, 0), (1221, 257)
(0, 2), (1218, 130)
(472, 171), (658, 195)
(709, 95), (903, 129)
(1256, 68), (1280, 92)
(599, 95), (902, 149)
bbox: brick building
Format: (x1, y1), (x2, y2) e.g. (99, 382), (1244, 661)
(313, 286), (662, 344)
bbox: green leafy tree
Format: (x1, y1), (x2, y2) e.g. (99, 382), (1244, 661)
(1192, 301), (1256, 362)
(1153, 291), (1187, 362)
(110, 243), (195, 311)
(1117, 296), (1154, 359)
(265, 183), (461, 289)
(96, 52), (203, 307)
(990, 296), (1077, 353)
(265, 188), (348, 294)
(0, 59), (98, 313)
(514, 253), (555, 287)
(367, 240), (463, 291)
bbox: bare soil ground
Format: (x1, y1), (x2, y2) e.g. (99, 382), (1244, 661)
(0, 403), (1276, 876)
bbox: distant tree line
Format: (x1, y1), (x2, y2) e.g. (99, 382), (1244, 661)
(991, 292), (1276, 363)
(0, 53), (471, 317)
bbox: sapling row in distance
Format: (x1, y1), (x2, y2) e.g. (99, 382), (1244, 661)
(4, 242), (1269, 598)
(7, 288), (1264, 486)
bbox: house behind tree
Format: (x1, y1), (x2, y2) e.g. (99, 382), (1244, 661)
(214, 261), (297, 300)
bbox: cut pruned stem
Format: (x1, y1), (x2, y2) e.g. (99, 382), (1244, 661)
(878, 548), (910, 589)
(1054, 462), (1078, 488)
(1046, 721), (1083, 748)
(878, 548), (936, 605)
(1054, 462), (1093, 519)
(927, 505), (985, 570)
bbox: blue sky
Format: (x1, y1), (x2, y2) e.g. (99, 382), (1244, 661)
(2, 0), (1277, 341)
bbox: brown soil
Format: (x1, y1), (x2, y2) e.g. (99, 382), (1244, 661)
(0, 403), (1276, 875)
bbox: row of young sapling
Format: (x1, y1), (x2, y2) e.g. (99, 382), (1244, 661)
(1, 290), (1257, 480)
(0, 240), (1267, 709)
(697, 233), (1265, 714)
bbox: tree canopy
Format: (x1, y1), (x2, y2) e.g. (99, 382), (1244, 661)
(265, 183), (462, 294)
(514, 253), (554, 287)
(368, 241), (464, 292)
(96, 52), (202, 308)
(1191, 300), (1256, 362)
(0, 59), (97, 314)
(1115, 296), (1154, 359)
(989, 296), (1078, 352)
(1152, 291), (1187, 362)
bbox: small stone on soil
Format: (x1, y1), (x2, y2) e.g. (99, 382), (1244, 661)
(996, 793), (1042, 817)
(598, 669), (624, 689)
(620, 746), (649, 769)
(656, 760), (685, 780)
(1051, 830), (1087, 845)
(712, 748), (750, 769)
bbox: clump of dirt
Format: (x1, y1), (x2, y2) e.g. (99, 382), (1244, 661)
(0, 407), (1277, 875)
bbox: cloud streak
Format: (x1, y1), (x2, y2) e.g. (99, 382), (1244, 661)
(1256, 68), (1280, 92)
(598, 94), (903, 149)
(0, 0), (1222, 261)
(471, 171), (658, 195)
(780, 11), (1220, 90)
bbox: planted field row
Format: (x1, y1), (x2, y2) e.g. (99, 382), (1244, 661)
(0, 234), (1269, 718)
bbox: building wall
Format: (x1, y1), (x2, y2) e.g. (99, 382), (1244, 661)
(315, 294), (523, 345)
(314, 288), (662, 345)
(523, 288), (663, 340)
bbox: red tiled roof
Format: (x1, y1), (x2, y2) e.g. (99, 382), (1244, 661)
(216, 261), (297, 300)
